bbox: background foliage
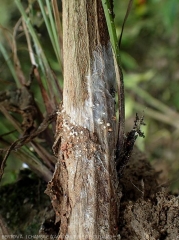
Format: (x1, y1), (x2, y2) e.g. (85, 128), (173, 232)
(0, 0), (179, 191)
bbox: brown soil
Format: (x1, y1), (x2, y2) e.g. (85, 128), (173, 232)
(118, 147), (179, 240)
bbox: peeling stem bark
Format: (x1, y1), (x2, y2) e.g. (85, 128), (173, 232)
(46, 0), (121, 239)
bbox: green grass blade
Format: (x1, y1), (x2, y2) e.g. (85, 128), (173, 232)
(15, 0), (48, 73)
(45, 0), (61, 66)
(0, 43), (19, 86)
(37, 0), (56, 54)
(15, 0), (61, 107)
(101, 0), (121, 65)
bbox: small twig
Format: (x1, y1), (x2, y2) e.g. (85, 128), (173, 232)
(130, 180), (144, 195)
(116, 113), (145, 177)
(118, 0), (133, 49)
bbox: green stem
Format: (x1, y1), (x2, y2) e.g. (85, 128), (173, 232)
(101, 0), (121, 65)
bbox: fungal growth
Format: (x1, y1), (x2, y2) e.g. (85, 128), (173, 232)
(46, 42), (121, 239)
(64, 43), (117, 137)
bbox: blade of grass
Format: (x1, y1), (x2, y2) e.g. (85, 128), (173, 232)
(22, 20), (38, 66)
(0, 41), (19, 86)
(45, 0), (61, 67)
(15, 0), (54, 77)
(132, 85), (178, 116)
(37, 0), (57, 58)
(31, 141), (55, 170)
(15, 0), (61, 108)
(52, 0), (63, 71)
(0, 135), (53, 183)
(16, 146), (53, 182)
(15, 0), (47, 72)
(12, 18), (27, 86)
(134, 102), (179, 129)
(0, 106), (22, 133)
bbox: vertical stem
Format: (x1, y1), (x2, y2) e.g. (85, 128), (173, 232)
(46, 0), (121, 239)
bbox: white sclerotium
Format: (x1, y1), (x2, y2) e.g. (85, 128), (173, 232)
(97, 118), (104, 125)
(63, 43), (116, 133)
(56, 110), (61, 115)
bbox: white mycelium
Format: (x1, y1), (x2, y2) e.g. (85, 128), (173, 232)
(64, 43), (116, 133)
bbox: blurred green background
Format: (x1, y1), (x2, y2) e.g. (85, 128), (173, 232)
(116, 0), (179, 192)
(0, 0), (179, 192)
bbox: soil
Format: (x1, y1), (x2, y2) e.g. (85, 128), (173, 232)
(118, 147), (179, 240)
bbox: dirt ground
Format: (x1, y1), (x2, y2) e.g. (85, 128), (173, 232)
(119, 147), (179, 240)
